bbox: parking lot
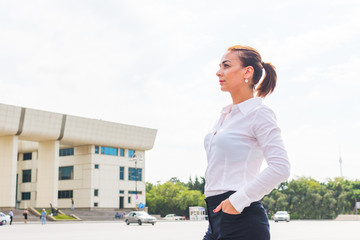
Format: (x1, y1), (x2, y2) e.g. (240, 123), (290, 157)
(0, 220), (359, 240)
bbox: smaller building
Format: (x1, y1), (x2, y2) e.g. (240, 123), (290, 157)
(0, 103), (157, 210)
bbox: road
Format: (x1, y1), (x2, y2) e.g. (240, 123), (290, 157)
(0, 220), (359, 240)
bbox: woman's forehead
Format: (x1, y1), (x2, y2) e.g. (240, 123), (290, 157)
(221, 51), (241, 63)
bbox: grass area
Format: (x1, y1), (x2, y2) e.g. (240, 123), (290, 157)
(53, 214), (76, 220)
(37, 209), (77, 220)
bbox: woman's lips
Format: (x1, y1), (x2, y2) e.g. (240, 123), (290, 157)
(219, 80), (225, 84)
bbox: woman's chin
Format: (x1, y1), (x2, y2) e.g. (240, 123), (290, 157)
(220, 86), (228, 92)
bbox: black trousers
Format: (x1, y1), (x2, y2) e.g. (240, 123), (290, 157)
(202, 191), (270, 240)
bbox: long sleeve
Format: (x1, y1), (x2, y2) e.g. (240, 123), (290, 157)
(229, 107), (290, 213)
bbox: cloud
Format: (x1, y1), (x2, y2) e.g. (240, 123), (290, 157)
(1, 0), (360, 183)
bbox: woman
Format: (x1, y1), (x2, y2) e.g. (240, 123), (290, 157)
(23, 208), (29, 223)
(203, 45), (290, 240)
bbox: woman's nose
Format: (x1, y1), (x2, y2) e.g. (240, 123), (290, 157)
(216, 69), (222, 77)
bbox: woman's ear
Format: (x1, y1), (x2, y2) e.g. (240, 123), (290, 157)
(243, 66), (254, 80)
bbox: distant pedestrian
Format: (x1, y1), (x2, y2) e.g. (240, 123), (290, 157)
(71, 198), (74, 211)
(41, 209), (47, 225)
(9, 209), (13, 225)
(23, 209), (29, 223)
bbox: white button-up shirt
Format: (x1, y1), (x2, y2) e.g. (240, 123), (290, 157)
(204, 97), (290, 213)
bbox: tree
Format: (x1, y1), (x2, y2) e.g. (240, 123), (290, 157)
(146, 178), (205, 217)
(147, 176), (359, 220)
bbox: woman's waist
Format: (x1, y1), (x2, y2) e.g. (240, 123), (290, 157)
(205, 191), (262, 208)
(204, 177), (254, 195)
(205, 191), (236, 206)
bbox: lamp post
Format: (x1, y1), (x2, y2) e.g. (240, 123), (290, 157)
(130, 153), (143, 207)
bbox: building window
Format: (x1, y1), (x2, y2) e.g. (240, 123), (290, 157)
(120, 167), (124, 180)
(59, 148), (74, 156)
(22, 169), (32, 183)
(128, 149), (135, 158)
(119, 148), (125, 157)
(128, 197), (131, 204)
(128, 191), (142, 195)
(94, 202), (98, 207)
(21, 192), (31, 200)
(59, 166), (74, 180)
(23, 153), (32, 161)
(128, 168), (142, 181)
(119, 190), (124, 194)
(94, 164), (99, 169)
(94, 189), (99, 197)
(95, 146), (99, 154)
(58, 190), (73, 199)
(101, 146), (118, 156)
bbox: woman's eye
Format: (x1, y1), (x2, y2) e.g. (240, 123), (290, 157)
(223, 64), (229, 68)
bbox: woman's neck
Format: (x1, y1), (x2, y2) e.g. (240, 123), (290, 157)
(230, 89), (254, 105)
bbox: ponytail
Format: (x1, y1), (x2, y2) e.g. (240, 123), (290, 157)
(256, 62), (277, 98)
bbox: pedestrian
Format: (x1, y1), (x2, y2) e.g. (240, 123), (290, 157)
(202, 45), (290, 240)
(9, 209), (13, 225)
(23, 208), (29, 223)
(71, 198), (74, 211)
(41, 209), (47, 225)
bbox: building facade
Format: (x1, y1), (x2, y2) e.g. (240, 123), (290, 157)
(0, 103), (157, 209)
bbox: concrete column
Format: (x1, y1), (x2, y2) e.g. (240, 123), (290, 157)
(0, 136), (18, 208)
(36, 141), (59, 208)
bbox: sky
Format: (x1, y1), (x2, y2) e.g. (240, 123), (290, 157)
(1, 0), (359, 184)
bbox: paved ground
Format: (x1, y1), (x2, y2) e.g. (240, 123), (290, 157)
(1, 220), (359, 240)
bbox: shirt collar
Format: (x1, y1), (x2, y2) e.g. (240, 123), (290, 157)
(221, 97), (262, 115)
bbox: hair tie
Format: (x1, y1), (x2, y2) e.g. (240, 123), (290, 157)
(262, 62), (265, 67)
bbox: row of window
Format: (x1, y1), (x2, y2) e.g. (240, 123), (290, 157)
(59, 148), (74, 156)
(95, 146), (135, 157)
(22, 167), (74, 182)
(21, 191), (72, 200)
(21, 148), (74, 160)
(21, 166), (142, 182)
(21, 190), (141, 201)
(119, 190), (142, 194)
(21, 147), (137, 160)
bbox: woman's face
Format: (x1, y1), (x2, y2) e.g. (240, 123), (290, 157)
(216, 51), (247, 93)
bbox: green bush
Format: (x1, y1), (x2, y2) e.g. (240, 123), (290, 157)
(53, 214), (76, 220)
(37, 209), (76, 220)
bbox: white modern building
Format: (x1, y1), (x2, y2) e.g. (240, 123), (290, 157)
(0, 103), (157, 210)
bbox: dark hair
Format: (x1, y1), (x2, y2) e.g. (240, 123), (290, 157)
(227, 45), (277, 98)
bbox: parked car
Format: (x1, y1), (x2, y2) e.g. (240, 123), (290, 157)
(0, 212), (11, 225)
(125, 211), (156, 225)
(163, 214), (186, 221)
(273, 211), (290, 222)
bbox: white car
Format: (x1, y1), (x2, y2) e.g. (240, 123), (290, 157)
(125, 211), (157, 225)
(0, 212), (11, 225)
(273, 211), (290, 222)
(163, 214), (186, 221)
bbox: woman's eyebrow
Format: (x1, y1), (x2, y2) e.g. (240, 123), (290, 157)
(219, 60), (231, 66)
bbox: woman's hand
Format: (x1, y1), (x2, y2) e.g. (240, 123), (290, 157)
(213, 198), (241, 214)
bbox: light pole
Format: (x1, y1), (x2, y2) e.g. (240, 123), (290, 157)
(130, 153), (143, 207)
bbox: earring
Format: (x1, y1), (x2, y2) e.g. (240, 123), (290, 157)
(245, 79), (249, 83)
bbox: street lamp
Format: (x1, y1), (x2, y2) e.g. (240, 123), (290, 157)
(130, 153), (143, 207)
